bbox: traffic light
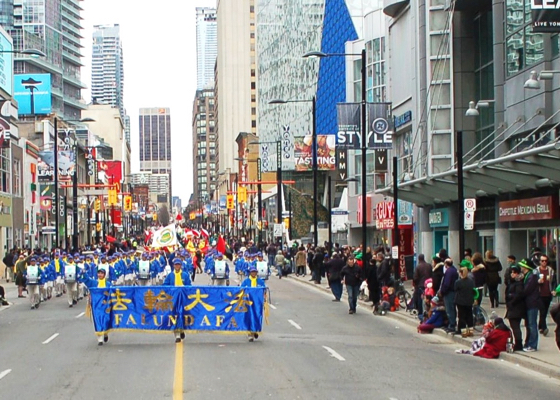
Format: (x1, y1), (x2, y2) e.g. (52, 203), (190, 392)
(238, 186), (247, 203)
(94, 199), (101, 212)
(284, 218), (290, 230)
(108, 189), (118, 206)
(226, 194), (234, 209)
(124, 195), (132, 211)
(96, 222), (102, 232)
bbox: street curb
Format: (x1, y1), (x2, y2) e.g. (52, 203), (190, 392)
(288, 275), (560, 380)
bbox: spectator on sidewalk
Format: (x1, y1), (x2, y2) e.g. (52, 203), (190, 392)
(326, 253), (345, 302)
(432, 255), (444, 294)
(311, 247), (325, 284)
(417, 296), (447, 333)
(519, 259), (540, 352)
(0, 284), (8, 305)
(454, 266), (475, 337)
(471, 252), (486, 305)
(484, 250), (503, 308)
(412, 254), (432, 317)
(505, 265), (527, 352)
(295, 246), (307, 277)
(536, 254), (557, 336)
(438, 258), (459, 334)
(341, 254), (363, 314)
(503, 255), (517, 293)
(274, 250), (285, 280)
(365, 254), (380, 311)
(550, 302), (560, 352)
(3, 248), (16, 282)
(376, 252), (392, 288)
(473, 318), (512, 359)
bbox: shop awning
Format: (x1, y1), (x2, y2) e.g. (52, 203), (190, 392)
(376, 141), (560, 207)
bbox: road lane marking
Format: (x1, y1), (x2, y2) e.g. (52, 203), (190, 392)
(42, 333), (59, 344)
(75, 312), (85, 318)
(0, 369), (11, 380)
(322, 346), (345, 361)
(269, 304), (277, 310)
(288, 319), (302, 330)
(173, 340), (183, 400)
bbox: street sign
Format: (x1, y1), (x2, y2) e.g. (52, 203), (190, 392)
(464, 198), (476, 212)
(464, 211), (474, 230)
(273, 223), (283, 237)
(41, 226), (56, 234)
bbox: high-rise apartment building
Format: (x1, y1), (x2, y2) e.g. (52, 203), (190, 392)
(216, 0), (257, 176)
(192, 89), (217, 201)
(196, 7), (217, 90)
(91, 24), (126, 128)
(8, 0), (86, 120)
(139, 107), (172, 205)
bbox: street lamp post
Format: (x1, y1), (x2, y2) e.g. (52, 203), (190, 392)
(457, 130), (465, 259)
(257, 158), (263, 245)
(303, 50), (367, 248)
(269, 96), (317, 245)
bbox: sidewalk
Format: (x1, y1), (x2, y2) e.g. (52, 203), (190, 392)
(288, 272), (560, 379)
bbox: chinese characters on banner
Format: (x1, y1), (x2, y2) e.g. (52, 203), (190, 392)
(89, 286), (267, 334)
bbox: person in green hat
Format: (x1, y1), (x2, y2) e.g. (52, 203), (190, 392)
(518, 258), (539, 352)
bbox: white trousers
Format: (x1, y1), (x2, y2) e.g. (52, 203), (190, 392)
(28, 284), (40, 306)
(66, 282), (78, 305)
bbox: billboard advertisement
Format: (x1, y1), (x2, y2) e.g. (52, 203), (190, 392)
(0, 28), (13, 95)
(38, 151), (55, 182)
(532, 1), (560, 32)
(294, 134), (336, 171)
(58, 150), (76, 181)
(336, 102), (393, 149)
(97, 160), (123, 184)
(14, 73), (52, 115)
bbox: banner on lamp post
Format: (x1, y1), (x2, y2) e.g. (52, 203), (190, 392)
(336, 102), (393, 149)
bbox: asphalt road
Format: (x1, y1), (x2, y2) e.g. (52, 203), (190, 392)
(1, 277), (559, 400)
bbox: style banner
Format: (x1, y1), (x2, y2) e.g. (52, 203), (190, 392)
(294, 134), (336, 171)
(336, 102), (393, 149)
(89, 286), (266, 334)
(532, 1), (560, 32)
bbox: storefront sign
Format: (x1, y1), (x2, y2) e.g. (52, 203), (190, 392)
(429, 208), (448, 227)
(394, 110), (412, 130)
(375, 201), (394, 230)
(498, 196), (557, 222)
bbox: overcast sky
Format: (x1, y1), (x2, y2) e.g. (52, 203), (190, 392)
(81, 0), (217, 205)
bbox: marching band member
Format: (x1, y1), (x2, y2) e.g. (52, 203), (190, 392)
(25, 257), (43, 309)
(39, 257), (52, 302)
(163, 258), (192, 343)
(234, 251), (247, 285)
(64, 255), (79, 307)
(80, 268), (111, 345)
(240, 266), (266, 342)
(124, 252), (136, 286)
(137, 252), (152, 286)
(76, 256), (86, 300)
(210, 252), (230, 286)
(49, 252), (65, 297)
(97, 255), (114, 283)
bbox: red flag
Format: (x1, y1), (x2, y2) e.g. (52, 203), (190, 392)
(176, 213), (183, 221)
(106, 235), (116, 243)
(216, 235), (226, 254)
(201, 228), (209, 238)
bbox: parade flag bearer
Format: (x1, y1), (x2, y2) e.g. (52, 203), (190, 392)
(80, 268), (112, 345)
(241, 266), (266, 342)
(164, 258), (192, 343)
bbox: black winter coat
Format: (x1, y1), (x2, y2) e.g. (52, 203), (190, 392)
(432, 263), (444, 293)
(341, 264), (364, 287)
(484, 257), (503, 286)
(505, 278), (526, 320)
(454, 277), (475, 306)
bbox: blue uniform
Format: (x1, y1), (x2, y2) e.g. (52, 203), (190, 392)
(163, 270), (192, 286)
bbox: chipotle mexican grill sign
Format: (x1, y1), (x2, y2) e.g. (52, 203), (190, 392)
(498, 196), (557, 222)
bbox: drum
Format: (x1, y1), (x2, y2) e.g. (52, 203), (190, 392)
(138, 261), (150, 280)
(65, 264), (77, 283)
(256, 261), (268, 280)
(27, 265), (39, 284)
(214, 260), (227, 279)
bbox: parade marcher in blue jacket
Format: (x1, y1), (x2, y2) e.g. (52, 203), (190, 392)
(81, 268), (112, 345)
(26, 257), (43, 309)
(241, 266), (267, 342)
(50, 252), (65, 297)
(163, 258), (192, 343)
(210, 252), (230, 286)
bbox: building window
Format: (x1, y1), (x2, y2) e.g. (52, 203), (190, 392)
(0, 149), (11, 194)
(366, 37), (386, 102)
(506, 0), (544, 76)
(13, 158), (21, 196)
(353, 151), (375, 194)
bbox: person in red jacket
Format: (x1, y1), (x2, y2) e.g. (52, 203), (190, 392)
(473, 318), (512, 359)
